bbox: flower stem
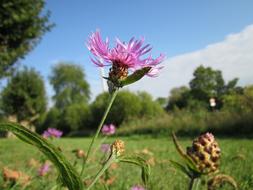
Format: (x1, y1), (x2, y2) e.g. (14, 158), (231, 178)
(92, 136), (107, 157)
(80, 90), (118, 176)
(188, 177), (195, 190)
(86, 157), (114, 190)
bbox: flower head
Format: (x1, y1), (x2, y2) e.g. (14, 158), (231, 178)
(131, 185), (146, 190)
(72, 149), (85, 159)
(87, 30), (165, 86)
(100, 143), (111, 153)
(110, 139), (125, 157)
(38, 162), (50, 176)
(42, 128), (63, 138)
(3, 167), (31, 187)
(186, 132), (221, 173)
(101, 124), (116, 135)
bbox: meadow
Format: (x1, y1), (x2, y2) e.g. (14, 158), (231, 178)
(0, 136), (252, 190)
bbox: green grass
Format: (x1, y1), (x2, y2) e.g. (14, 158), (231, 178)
(0, 136), (253, 189)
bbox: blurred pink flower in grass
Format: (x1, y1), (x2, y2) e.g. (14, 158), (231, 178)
(38, 163), (50, 176)
(101, 124), (116, 135)
(131, 185), (146, 190)
(100, 144), (111, 153)
(42, 128), (63, 138)
(87, 30), (165, 78)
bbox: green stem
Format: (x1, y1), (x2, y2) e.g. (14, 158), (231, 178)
(80, 90), (118, 176)
(91, 136), (107, 159)
(86, 158), (114, 190)
(188, 177), (195, 190)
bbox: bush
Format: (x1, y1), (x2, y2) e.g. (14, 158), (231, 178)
(118, 109), (253, 137)
(90, 91), (165, 128)
(90, 91), (142, 127)
(37, 107), (61, 133)
(1, 68), (47, 123)
(138, 91), (164, 117)
(61, 103), (91, 132)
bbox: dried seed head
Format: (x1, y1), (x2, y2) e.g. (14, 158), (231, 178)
(111, 139), (125, 157)
(187, 132), (221, 173)
(208, 174), (237, 190)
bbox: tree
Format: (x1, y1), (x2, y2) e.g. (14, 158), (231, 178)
(0, 67), (47, 123)
(90, 90), (164, 127)
(91, 91), (142, 127)
(0, 0), (53, 79)
(189, 65), (239, 109)
(155, 97), (167, 108)
(189, 66), (225, 101)
(137, 91), (164, 116)
(166, 86), (190, 110)
(50, 63), (90, 109)
(222, 85), (253, 113)
(48, 63), (91, 133)
(60, 103), (91, 133)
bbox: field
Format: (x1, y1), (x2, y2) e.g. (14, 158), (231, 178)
(0, 136), (252, 190)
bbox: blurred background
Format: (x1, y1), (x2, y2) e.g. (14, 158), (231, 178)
(1, 0), (253, 137)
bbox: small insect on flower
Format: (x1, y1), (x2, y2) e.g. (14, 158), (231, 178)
(131, 185), (146, 190)
(42, 128), (63, 138)
(38, 162), (51, 177)
(101, 124), (116, 135)
(87, 30), (165, 90)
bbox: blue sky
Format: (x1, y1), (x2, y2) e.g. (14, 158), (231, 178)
(22, 0), (253, 100)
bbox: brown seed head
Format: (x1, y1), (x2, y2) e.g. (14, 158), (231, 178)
(187, 132), (221, 173)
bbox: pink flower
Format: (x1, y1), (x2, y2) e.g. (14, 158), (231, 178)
(100, 144), (111, 153)
(87, 30), (165, 78)
(101, 124), (116, 135)
(42, 128), (63, 138)
(38, 163), (50, 176)
(131, 185), (145, 190)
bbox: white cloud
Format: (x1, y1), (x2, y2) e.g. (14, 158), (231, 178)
(128, 24), (253, 98)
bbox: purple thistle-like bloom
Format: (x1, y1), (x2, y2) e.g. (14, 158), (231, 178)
(101, 124), (116, 135)
(87, 30), (165, 78)
(42, 128), (63, 138)
(38, 163), (50, 176)
(100, 144), (111, 153)
(131, 185), (146, 190)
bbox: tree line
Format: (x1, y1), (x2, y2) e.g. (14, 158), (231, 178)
(0, 63), (165, 134)
(1, 62), (252, 136)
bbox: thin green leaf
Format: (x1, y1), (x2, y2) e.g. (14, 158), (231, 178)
(119, 67), (151, 87)
(119, 156), (151, 187)
(0, 122), (84, 190)
(169, 160), (192, 178)
(171, 132), (200, 173)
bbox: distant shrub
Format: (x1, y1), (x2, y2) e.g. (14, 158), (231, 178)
(37, 107), (61, 133)
(90, 91), (165, 128)
(138, 91), (164, 117)
(39, 103), (91, 134)
(108, 91), (142, 125)
(61, 103), (91, 132)
(118, 109), (253, 137)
